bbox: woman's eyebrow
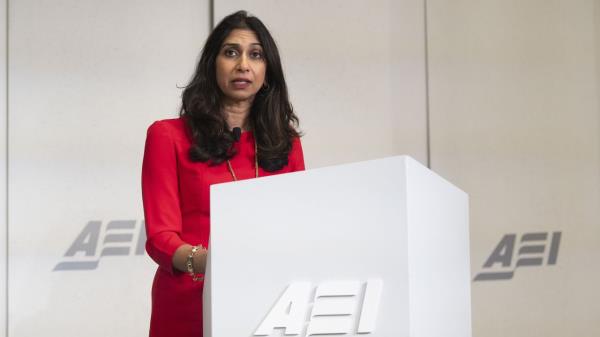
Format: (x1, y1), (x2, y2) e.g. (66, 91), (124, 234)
(221, 42), (263, 48)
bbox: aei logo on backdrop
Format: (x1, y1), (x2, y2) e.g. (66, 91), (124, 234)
(53, 220), (146, 271)
(255, 280), (382, 336)
(473, 231), (561, 281)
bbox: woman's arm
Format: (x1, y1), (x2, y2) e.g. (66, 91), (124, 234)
(289, 137), (305, 172)
(141, 121), (206, 275)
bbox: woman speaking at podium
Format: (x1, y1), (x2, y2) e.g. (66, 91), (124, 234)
(141, 11), (305, 337)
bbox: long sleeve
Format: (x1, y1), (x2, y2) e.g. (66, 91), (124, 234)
(141, 121), (186, 274)
(289, 137), (305, 172)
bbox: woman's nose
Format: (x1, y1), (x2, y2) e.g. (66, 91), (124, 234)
(236, 54), (250, 72)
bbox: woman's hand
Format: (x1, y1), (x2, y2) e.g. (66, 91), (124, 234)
(172, 244), (208, 275)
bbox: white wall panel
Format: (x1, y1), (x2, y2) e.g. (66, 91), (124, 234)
(597, 0), (600, 114)
(427, 1), (600, 336)
(215, 0), (428, 168)
(1, 0), (7, 335)
(8, 1), (209, 336)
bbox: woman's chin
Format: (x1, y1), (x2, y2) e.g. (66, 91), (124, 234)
(223, 92), (257, 104)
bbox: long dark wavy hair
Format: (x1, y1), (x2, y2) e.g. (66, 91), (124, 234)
(180, 10), (300, 172)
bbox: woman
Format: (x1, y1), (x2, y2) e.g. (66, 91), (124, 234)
(141, 10), (304, 337)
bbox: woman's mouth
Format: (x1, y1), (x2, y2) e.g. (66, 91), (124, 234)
(232, 79), (252, 89)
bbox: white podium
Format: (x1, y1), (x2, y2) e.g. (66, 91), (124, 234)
(204, 156), (471, 337)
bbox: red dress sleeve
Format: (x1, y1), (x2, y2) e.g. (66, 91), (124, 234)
(289, 137), (306, 172)
(141, 121), (186, 274)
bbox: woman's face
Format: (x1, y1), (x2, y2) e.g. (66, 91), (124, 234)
(216, 29), (267, 104)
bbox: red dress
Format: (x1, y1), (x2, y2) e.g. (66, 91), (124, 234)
(141, 117), (305, 337)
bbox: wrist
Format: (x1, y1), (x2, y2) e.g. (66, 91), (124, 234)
(192, 248), (207, 274)
(186, 245), (205, 281)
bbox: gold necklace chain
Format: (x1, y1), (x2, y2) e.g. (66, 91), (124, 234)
(226, 139), (258, 181)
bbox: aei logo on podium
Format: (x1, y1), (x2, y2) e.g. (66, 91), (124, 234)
(254, 279), (383, 336)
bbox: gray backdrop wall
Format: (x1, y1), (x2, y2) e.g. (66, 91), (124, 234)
(1, 0), (599, 336)
(427, 1), (600, 336)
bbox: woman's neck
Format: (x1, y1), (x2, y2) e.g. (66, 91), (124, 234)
(222, 98), (253, 130)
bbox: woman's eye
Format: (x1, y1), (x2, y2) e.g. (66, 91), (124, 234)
(250, 51), (264, 59)
(224, 49), (238, 57)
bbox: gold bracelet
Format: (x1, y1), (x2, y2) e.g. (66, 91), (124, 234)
(186, 245), (205, 282)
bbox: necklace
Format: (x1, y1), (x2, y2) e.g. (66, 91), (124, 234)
(226, 138), (258, 181)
